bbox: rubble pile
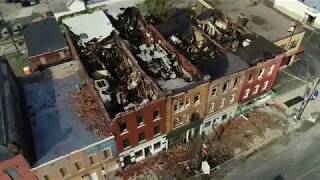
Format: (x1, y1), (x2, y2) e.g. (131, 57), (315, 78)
(71, 85), (111, 137)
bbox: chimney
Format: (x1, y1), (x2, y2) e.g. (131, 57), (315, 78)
(238, 13), (248, 27)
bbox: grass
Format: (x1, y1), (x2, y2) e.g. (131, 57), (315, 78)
(5, 52), (28, 77)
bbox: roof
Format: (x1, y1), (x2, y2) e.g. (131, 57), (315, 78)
(23, 61), (104, 166)
(237, 35), (284, 65)
(215, 0), (305, 42)
(195, 52), (249, 79)
(63, 11), (115, 44)
(23, 18), (69, 57)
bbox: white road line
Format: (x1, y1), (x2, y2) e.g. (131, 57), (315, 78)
(296, 163), (320, 180)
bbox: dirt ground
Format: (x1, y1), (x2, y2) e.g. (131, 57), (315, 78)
(115, 107), (289, 180)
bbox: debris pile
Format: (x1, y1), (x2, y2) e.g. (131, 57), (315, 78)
(70, 85), (112, 137)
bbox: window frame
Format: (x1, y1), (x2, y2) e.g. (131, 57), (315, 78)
(103, 148), (113, 160)
(243, 88), (250, 99)
(153, 109), (160, 120)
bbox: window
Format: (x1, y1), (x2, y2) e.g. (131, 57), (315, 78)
(153, 109), (160, 120)
(209, 102), (215, 112)
(5, 168), (18, 180)
(230, 94), (235, 103)
(154, 142), (161, 150)
(154, 126), (160, 136)
(262, 81), (269, 91)
(119, 121), (127, 133)
(103, 148), (112, 159)
(59, 167), (68, 177)
(174, 104), (178, 112)
(74, 161), (84, 171)
(258, 68), (265, 79)
(220, 98), (225, 108)
(248, 73), (253, 82)
(305, 13), (316, 25)
(138, 132), (145, 142)
(194, 94), (200, 105)
(222, 114), (228, 121)
(123, 139), (130, 149)
(268, 64), (275, 75)
(43, 175), (50, 180)
(223, 82), (229, 93)
(89, 154), (97, 165)
(253, 85), (260, 95)
(135, 150), (143, 158)
(212, 87), (217, 96)
(233, 77), (239, 88)
(179, 100), (184, 110)
(185, 99), (190, 108)
(243, 88), (250, 99)
(136, 114), (144, 127)
(174, 115), (188, 128)
(289, 40), (298, 49)
(204, 121), (211, 128)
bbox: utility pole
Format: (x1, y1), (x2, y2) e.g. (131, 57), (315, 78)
(0, 12), (19, 52)
(297, 78), (320, 120)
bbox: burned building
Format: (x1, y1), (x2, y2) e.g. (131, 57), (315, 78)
(64, 11), (168, 167)
(108, 7), (212, 145)
(196, 9), (285, 112)
(156, 11), (250, 135)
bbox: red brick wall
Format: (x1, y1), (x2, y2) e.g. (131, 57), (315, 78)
(30, 48), (71, 71)
(111, 98), (166, 153)
(238, 54), (284, 103)
(0, 155), (38, 180)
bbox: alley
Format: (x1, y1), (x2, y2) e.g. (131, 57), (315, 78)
(215, 122), (320, 180)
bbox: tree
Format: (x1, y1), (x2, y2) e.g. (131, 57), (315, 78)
(144, 0), (172, 22)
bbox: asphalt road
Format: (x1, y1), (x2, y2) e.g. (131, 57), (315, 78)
(216, 123), (320, 180)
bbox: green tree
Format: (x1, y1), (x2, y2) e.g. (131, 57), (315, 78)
(144, 0), (171, 22)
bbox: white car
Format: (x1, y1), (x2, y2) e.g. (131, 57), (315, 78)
(1, 27), (10, 38)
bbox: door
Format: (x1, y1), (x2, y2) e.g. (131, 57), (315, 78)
(144, 147), (150, 157)
(123, 155), (132, 167)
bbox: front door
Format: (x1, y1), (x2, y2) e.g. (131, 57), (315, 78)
(144, 147), (150, 157)
(123, 155), (132, 167)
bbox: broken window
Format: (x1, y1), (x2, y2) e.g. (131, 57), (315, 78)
(248, 73), (253, 82)
(243, 88), (250, 99)
(154, 142), (161, 150)
(119, 121), (127, 133)
(135, 150), (143, 158)
(154, 126), (160, 136)
(138, 132), (145, 142)
(123, 139), (130, 149)
(268, 64), (275, 76)
(136, 114), (144, 127)
(59, 167), (69, 177)
(223, 82), (229, 93)
(153, 109), (160, 120)
(258, 68), (265, 79)
(194, 94), (200, 105)
(233, 77), (239, 88)
(212, 87), (217, 97)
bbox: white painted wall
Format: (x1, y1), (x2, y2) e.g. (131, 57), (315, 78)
(200, 104), (238, 135)
(119, 135), (168, 167)
(274, 0), (320, 29)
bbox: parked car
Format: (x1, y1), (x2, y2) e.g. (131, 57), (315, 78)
(21, 0), (38, 6)
(12, 24), (22, 35)
(1, 27), (10, 38)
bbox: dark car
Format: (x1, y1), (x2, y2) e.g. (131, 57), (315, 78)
(21, 0), (39, 6)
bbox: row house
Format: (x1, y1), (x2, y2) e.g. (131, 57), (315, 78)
(196, 0), (305, 67)
(196, 8), (285, 111)
(64, 11), (168, 167)
(108, 8), (211, 146)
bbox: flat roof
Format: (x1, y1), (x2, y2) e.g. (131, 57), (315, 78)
(302, 0), (320, 11)
(215, 0), (304, 42)
(23, 18), (69, 57)
(23, 61), (105, 166)
(63, 11), (115, 44)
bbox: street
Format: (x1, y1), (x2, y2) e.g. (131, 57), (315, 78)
(215, 122), (320, 180)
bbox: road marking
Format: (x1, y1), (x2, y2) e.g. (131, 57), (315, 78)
(296, 163), (320, 180)
(280, 70), (309, 84)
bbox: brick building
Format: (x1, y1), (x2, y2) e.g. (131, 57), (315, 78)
(23, 18), (71, 71)
(0, 155), (38, 180)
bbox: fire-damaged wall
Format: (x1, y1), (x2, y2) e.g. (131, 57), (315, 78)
(238, 54), (285, 103)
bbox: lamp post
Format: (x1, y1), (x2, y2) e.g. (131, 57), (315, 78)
(0, 12), (19, 53)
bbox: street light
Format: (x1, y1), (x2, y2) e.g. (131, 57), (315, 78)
(0, 12), (19, 53)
